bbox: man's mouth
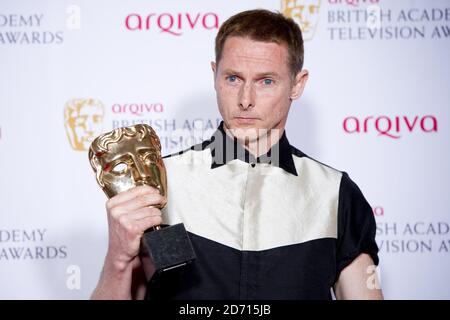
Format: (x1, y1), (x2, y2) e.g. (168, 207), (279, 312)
(234, 117), (259, 125)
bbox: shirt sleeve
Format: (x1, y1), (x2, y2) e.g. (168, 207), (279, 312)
(336, 172), (379, 278)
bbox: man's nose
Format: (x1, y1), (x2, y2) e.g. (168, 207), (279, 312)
(238, 83), (255, 110)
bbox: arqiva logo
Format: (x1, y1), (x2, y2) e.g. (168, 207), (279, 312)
(343, 115), (438, 139)
(124, 12), (219, 36)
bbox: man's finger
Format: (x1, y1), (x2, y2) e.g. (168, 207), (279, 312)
(106, 185), (160, 210)
(128, 207), (162, 221)
(111, 193), (166, 215)
(137, 214), (163, 232)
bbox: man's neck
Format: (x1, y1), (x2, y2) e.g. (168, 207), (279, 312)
(223, 126), (284, 158)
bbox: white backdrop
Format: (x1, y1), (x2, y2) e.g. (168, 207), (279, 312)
(0, 0), (449, 299)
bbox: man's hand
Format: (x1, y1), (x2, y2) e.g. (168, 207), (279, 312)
(105, 185), (166, 270)
(91, 185), (166, 300)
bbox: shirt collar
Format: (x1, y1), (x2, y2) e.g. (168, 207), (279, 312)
(209, 121), (298, 176)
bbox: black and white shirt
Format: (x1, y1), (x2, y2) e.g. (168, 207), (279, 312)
(146, 122), (379, 300)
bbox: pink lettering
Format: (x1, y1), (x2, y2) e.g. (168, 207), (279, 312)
(158, 13), (181, 36)
(373, 206), (384, 216)
(125, 14), (142, 30)
(112, 104), (121, 113)
(363, 116), (374, 132)
(328, 0), (380, 6)
(110, 103), (164, 115)
(343, 114), (438, 138)
(177, 13), (182, 29)
(343, 116), (360, 133)
(125, 12), (219, 35)
(421, 115), (438, 132)
(375, 116), (400, 139)
(202, 12), (219, 29)
(186, 13), (200, 29)
(145, 14), (155, 29)
(404, 116), (419, 132)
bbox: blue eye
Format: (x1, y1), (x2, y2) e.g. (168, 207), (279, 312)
(227, 75), (237, 82)
(263, 79), (273, 85)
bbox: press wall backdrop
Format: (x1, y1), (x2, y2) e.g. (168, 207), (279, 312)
(0, 0), (449, 299)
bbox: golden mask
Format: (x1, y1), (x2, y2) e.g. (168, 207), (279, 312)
(88, 124), (167, 201)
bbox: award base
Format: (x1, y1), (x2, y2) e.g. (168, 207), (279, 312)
(140, 223), (196, 281)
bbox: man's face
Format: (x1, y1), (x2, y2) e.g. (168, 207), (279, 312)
(95, 134), (167, 199)
(212, 36), (307, 143)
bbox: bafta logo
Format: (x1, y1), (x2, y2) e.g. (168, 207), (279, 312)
(281, 0), (321, 41)
(64, 98), (104, 151)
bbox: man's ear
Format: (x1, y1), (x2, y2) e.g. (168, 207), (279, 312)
(290, 69), (309, 100)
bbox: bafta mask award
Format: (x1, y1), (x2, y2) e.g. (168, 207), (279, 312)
(88, 124), (196, 280)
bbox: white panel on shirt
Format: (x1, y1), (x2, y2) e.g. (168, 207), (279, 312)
(162, 149), (342, 251)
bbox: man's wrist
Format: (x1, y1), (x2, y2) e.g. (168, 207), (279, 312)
(104, 252), (134, 274)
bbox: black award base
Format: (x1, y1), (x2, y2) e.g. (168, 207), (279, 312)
(140, 223), (196, 281)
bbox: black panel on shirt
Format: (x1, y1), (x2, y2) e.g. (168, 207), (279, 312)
(336, 172), (379, 281)
(146, 233), (337, 300)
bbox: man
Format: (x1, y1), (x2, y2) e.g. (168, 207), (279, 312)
(91, 9), (382, 300)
